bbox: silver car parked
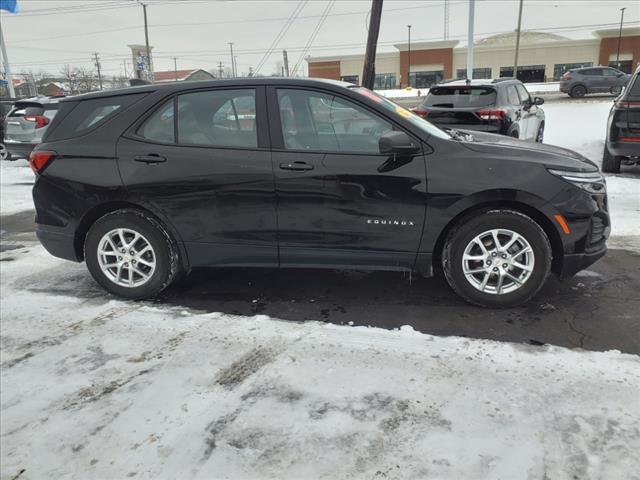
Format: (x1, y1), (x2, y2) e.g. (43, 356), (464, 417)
(3, 97), (60, 160)
(560, 66), (631, 98)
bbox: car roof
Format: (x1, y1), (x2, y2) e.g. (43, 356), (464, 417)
(432, 78), (517, 88)
(62, 77), (355, 102)
(14, 96), (62, 106)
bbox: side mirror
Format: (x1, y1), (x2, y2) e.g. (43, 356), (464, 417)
(534, 96), (544, 106)
(617, 72), (625, 77)
(379, 131), (420, 155)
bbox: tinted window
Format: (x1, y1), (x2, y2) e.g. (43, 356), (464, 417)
(507, 85), (521, 105)
(581, 68), (602, 76)
(277, 89), (392, 153)
(425, 86), (497, 108)
(46, 94), (146, 141)
(177, 89), (257, 148)
(139, 99), (175, 143)
(602, 68), (620, 77)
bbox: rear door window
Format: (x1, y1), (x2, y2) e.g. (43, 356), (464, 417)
(138, 99), (175, 143)
(176, 89), (257, 148)
(507, 85), (522, 105)
(425, 86), (497, 108)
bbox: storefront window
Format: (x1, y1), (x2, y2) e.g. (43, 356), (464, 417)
(373, 73), (397, 90)
(340, 75), (359, 85)
(409, 71), (444, 88)
(553, 62), (593, 80)
(500, 65), (545, 83)
(456, 68), (492, 79)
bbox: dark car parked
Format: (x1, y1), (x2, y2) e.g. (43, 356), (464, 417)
(411, 79), (545, 142)
(30, 78), (609, 307)
(560, 66), (631, 98)
(3, 96), (59, 159)
(603, 66), (640, 173)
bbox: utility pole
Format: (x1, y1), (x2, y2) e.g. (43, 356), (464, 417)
(234, 56), (238, 77)
(362, 0), (383, 90)
(217, 61), (224, 78)
(122, 58), (129, 78)
(173, 57), (178, 81)
(466, 0), (475, 80)
(513, 0), (523, 80)
(444, 0), (450, 40)
(138, 1), (153, 81)
(228, 43), (236, 77)
(616, 7), (626, 69)
(0, 22), (16, 98)
(248, 66), (254, 77)
(93, 52), (103, 90)
(407, 25), (412, 87)
(283, 49), (290, 76)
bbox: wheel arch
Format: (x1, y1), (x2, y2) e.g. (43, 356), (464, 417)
(74, 200), (191, 272)
(431, 198), (564, 276)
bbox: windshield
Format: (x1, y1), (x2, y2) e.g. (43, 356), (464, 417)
(425, 86), (497, 108)
(352, 87), (451, 140)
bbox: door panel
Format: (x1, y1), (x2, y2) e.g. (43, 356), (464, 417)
(117, 87), (277, 267)
(269, 87), (427, 270)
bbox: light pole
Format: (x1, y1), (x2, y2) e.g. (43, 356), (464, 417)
(228, 43), (236, 77)
(616, 7), (626, 70)
(466, 0), (475, 81)
(513, 0), (523, 80)
(407, 25), (412, 88)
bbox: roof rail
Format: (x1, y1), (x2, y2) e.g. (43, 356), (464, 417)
(492, 77), (515, 83)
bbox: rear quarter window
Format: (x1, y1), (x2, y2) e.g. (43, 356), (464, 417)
(425, 86), (497, 108)
(46, 93), (146, 141)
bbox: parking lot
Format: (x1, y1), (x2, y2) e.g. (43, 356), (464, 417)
(1, 97), (639, 479)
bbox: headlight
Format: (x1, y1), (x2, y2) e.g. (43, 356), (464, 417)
(547, 169), (606, 194)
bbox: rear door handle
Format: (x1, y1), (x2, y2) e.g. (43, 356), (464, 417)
(134, 154), (166, 164)
(279, 161), (314, 171)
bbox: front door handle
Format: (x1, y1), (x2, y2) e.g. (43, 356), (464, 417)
(279, 161), (314, 171)
(135, 154), (166, 164)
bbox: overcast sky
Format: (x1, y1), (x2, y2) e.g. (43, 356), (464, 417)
(2, 0), (639, 80)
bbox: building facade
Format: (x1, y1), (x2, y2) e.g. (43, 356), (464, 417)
(307, 27), (640, 88)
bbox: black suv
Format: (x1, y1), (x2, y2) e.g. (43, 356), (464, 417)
(603, 66), (640, 173)
(31, 78), (609, 307)
(411, 79), (545, 142)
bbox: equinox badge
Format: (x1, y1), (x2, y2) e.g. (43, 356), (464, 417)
(367, 219), (415, 226)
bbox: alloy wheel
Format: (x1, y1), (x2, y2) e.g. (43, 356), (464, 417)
(97, 228), (156, 287)
(461, 229), (535, 295)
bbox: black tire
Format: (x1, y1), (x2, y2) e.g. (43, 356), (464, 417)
(510, 129), (519, 139)
(570, 85), (586, 98)
(442, 210), (552, 308)
(84, 209), (180, 299)
(610, 85), (623, 96)
(535, 123), (544, 143)
(602, 146), (622, 173)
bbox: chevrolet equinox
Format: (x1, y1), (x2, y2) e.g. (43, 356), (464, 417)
(30, 78), (609, 307)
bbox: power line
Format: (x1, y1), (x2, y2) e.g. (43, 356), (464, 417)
(254, 0), (308, 75)
(291, 0), (337, 76)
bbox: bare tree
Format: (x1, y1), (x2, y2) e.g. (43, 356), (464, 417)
(75, 67), (98, 93)
(59, 64), (78, 93)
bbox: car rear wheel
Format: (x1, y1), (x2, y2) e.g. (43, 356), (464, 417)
(0, 144), (8, 161)
(442, 210), (552, 307)
(602, 146), (622, 173)
(570, 85), (586, 98)
(84, 209), (179, 299)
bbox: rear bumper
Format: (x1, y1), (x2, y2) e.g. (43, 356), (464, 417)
(607, 140), (640, 158)
(5, 141), (35, 159)
(560, 246), (607, 278)
(36, 224), (80, 262)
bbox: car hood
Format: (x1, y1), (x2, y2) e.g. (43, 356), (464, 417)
(457, 130), (599, 172)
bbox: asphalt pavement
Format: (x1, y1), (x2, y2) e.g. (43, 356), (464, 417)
(2, 208), (639, 355)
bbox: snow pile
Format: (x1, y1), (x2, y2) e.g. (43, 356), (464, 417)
(376, 82), (560, 99)
(0, 159), (34, 215)
(1, 249), (639, 479)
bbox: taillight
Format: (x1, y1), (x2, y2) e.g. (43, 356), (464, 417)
(411, 107), (428, 118)
(616, 100), (640, 107)
(29, 150), (56, 174)
(561, 72), (572, 81)
(477, 109), (506, 121)
(24, 114), (50, 129)
(618, 136), (640, 142)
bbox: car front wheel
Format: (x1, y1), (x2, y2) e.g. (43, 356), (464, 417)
(442, 210), (552, 307)
(84, 209), (179, 299)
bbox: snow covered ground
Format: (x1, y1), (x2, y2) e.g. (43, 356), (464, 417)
(1, 100), (639, 479)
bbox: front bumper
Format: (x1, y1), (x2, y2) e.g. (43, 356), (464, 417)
(36, 224), (80, 262)
(560, 246), (607, 278)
